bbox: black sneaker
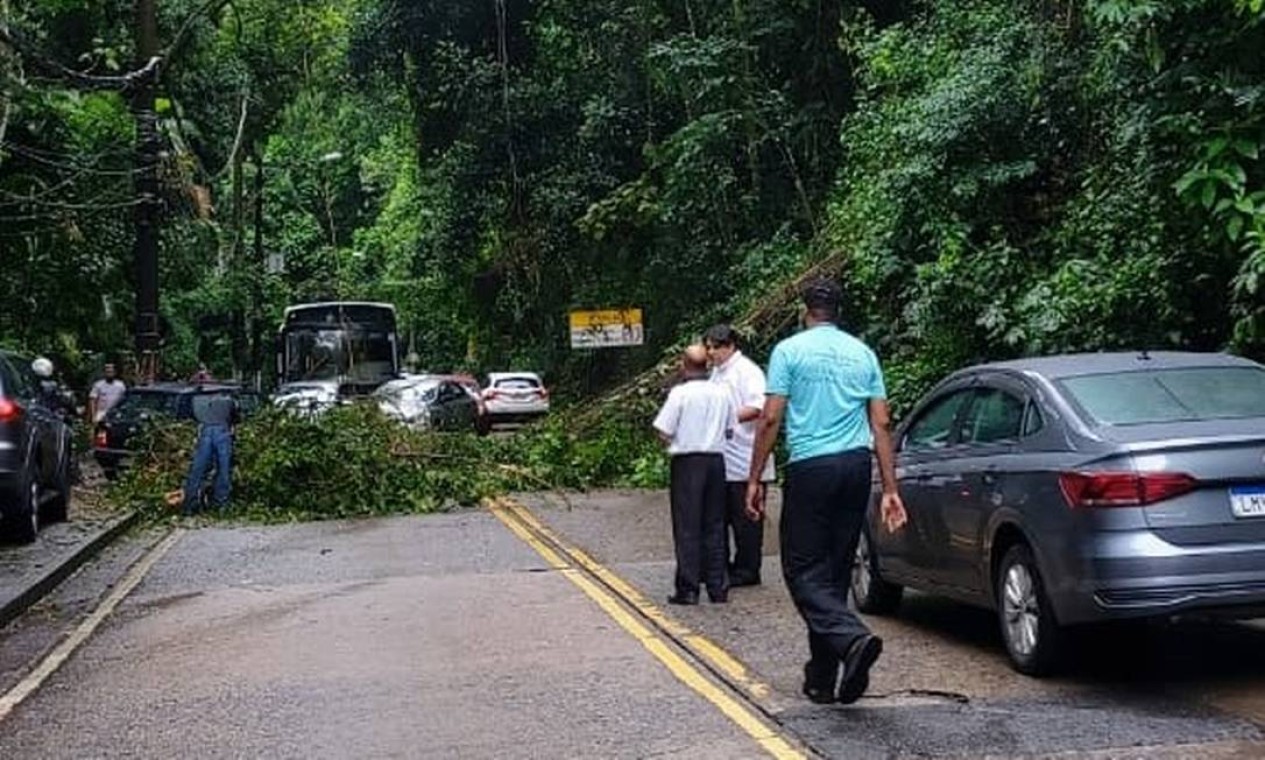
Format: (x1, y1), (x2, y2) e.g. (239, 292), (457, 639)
(801, 660), (839, 704)
(837, 635), (882, 705)
(667, 591), (699, 606)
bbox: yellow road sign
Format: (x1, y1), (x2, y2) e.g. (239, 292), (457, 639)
(569, 309), (644, 348)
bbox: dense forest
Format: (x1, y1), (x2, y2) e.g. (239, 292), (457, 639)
(2, 0), (1264, 405)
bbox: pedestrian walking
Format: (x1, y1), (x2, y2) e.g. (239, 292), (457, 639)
(653, 344), (734, 605)
(87, 362), (126, 424)
(704, 324), (775, 588)
(746, 279), (907, 705)
(181, 390), (238, 515)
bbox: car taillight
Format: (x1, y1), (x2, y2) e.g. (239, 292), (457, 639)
(1059, 471), (1197, 508)
(484, 390), (499, 399)
(94, 429), (109, 449)
(0, 397), (20, 422)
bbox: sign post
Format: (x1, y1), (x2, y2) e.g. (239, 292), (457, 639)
(569, 309), (644, 349)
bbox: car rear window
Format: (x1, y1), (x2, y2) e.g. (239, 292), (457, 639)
(495, 377), (540, 390)
(1060, 367), (1265, 425)
(115, 391), (182, 416)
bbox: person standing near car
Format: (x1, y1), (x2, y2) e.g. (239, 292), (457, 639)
(653, 344), (734, 605)
(745, 278), (907, 705)
(704, 324), (775, 588)
(88, 362), (126, 424)
(181, 391), (238, 515)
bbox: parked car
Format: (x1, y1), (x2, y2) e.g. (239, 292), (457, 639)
(0, 350), (73, 543)
(439, 374), (491, 436)
(482, 372), (550, 424)
(93, 382), (260, 479)
(374, 375), (481, 433)
(272, 380), (341, 418)
(852, 351), (1265, 676)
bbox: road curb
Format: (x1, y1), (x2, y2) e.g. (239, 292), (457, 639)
(0, 511), (140, 630)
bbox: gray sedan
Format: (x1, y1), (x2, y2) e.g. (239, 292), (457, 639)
(853, 351), (1265, 675)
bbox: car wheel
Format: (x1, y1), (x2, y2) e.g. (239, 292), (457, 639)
(44, 449), (71, 524)
(5, 470), (40, 544)
(996, 543), (1064, 676)
(851, 528), (903, 614)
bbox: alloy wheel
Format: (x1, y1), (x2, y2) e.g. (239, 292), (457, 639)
(851, 532), (873, 603)
(1002, 563), (1040, 658)
(26, 478), (39, 537)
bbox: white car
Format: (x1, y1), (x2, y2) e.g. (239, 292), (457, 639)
(482, 372), (550, 423)
(272, 380), (340, 418)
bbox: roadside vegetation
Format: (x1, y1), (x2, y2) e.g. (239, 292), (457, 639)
(6, 1), (1265, 513)
(112, 404), (668, 521)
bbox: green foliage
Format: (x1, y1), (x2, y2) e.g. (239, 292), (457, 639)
(111, 402), (669, 521)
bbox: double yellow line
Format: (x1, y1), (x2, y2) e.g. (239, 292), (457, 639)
(488, 497), (807, 760)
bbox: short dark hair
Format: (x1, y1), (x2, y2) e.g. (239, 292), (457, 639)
(703, 324), (737, 348)
(800, 278), (841, 317)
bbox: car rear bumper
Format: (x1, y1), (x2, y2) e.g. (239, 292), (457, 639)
(484, 402), (549, 419)
(1052, 529), (1265, 623)
(93, 447), (129, 471)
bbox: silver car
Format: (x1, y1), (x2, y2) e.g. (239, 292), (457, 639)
(853, 351), (1265, 675)
(375, 376), (480, 432)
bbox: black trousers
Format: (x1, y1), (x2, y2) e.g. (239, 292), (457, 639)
(670, 454), (728, 596)
(780, 449), (873, 666)
(725, 481), (765, 582)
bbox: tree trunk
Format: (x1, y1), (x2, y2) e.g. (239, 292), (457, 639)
(131, 0), (162, 383)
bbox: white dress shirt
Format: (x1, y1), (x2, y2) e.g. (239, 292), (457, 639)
(653, 378), (733, 456)
(711, 350), (776, 482)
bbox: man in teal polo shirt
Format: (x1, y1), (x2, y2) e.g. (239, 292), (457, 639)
(746, 278), (907, 705)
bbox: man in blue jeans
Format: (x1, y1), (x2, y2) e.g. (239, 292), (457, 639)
(745, 279), (907, 705)
(182, 392), (238, 515)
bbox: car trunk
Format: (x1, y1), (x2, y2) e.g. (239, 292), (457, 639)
(1098, 418), (1265, 545)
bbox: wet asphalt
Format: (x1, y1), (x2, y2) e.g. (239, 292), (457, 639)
(0, 513), (767, 759)
(517, 489), (1265, 759)
(0, 489), (1263, 758)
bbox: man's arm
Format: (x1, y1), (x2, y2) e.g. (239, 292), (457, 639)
(86, 384), (98, 424)
(868, 397), (908, 533)
(745, 395), (786, 520)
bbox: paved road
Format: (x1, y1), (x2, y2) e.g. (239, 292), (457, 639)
(2, 489), (1264, 758)
(517, 490), (1265, 759)
(0, 513), (778, 759)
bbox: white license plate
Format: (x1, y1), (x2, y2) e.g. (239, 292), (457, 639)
(1229, 486), (1265, 518)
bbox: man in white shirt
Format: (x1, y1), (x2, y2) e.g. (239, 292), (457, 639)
(705, 324), (775, 587)
(88, 362), (127, 424)
(653, 344), (735, 605)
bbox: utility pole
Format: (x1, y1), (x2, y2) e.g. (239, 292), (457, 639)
(131, 0), (162, 383)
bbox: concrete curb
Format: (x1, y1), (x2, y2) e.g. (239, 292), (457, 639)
(0, 511), (140, 629)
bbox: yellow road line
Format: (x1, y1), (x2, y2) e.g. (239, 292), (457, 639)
(504, 499), (773, 701)
(0, 528), (184, 722)
(489, 502), (805, 760)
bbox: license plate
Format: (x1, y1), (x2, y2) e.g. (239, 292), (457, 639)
(1229, 486), (1265, 518)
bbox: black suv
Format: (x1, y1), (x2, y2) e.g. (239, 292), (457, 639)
(0, 350), (73, 543)
(93, 382), (260, 479)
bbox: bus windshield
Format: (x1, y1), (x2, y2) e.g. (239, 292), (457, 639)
(283, 328), (396, 384)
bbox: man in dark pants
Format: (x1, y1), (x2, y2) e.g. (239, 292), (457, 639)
(654, 344), (734, 605)
(746, 279), (907, 705)
(182, 391), (239, 515)
(704, 324), (774, 587)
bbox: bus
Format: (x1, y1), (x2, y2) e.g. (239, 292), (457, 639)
(276, 302), (400, 395)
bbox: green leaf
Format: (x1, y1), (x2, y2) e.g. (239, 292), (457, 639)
(154, 97), (173, 114)
(1227, 216), (1244, 242)
(1201, 181), (1218, 209)
(1232, 139), (1260, 160)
